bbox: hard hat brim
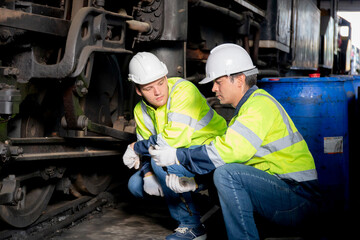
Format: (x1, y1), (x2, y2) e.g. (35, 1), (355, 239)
(199, 76), (213, 84)
(199, 67), (258, 85)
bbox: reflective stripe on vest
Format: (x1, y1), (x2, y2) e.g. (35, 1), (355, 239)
(140, 101), (156, 135)
(205, 142), (225, 168)
(227, 93), (305, 157)
(276, 169), (317, 182)
(166, 79), (187, 110)
(195, 101), (214, 131)
(140, 79), (214, 135)
(137, 133), (144, 141)
(251, 93), (304, 158)
(227, 92), (316, 182)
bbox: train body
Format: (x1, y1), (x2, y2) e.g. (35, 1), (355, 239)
(0, 0), (354, 229)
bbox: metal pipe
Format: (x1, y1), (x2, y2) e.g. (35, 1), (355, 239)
(126, 20), (151, 33)
(243, 36), (250, 53)
(141, 0), (154, 3)
(258, 69), (280, 77)
(252, 24), (260, 63)
(189, 0), (244, 22)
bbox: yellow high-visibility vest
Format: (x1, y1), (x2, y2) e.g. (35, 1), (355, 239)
(134, 77), (227, 149)
(205, 88), (317, 182)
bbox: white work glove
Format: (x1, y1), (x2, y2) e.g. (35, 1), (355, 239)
(123, 145), (140, 169)
(166, 174), (197, 193)
(149, 145), (179, 167)
(143, 173), (164, 197)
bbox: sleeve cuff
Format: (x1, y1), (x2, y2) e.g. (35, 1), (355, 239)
(140, 161), (151, 176)
(134, 135), (157, 156)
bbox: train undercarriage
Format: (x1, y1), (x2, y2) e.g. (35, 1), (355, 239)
(0, 0), (140, 227)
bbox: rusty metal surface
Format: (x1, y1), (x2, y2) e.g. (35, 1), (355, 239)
(291, 0), (320, 70)
(320, 16), (335, 69)
(8, 136), (127, 161)
(63, 84), (83, 130)
(0, 8), (70, 37)
(160, 0), (187, 41)
(87, 121), (137, 142)
(186, 48), (209, 61)
(126, 20), (151, 33)
(9, 7), (132, 82)
(0, 184), (55, 228)
(256, 0), (291, 55)
(15, 150), (123, 161)
(133, 0), (165, 41)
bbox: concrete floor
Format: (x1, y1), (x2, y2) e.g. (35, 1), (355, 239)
(51, 200), (174, 240)
(47, 172), (353, 240)
(48, 180), (227, 240)
(46, 178), (300, 240)
(46, 187), (347, 240)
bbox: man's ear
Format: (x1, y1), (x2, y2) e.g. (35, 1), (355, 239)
(135, 85), (142, 97)
(235, 74), (245, 87)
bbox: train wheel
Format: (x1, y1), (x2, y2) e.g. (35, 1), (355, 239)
(74, 173), (112, 195)
(0, 108), (56, 227)
(73, 54), (126, 195)
(0, 182), (55, 228)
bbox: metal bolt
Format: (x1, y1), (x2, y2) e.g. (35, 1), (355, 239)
(76, 80), (84, 86)
(81, 88), (88, 94)
(14, 188), (24, 202)
(177, 66), (183, 73)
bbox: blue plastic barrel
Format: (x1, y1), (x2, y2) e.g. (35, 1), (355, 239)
(352, 75), (360, 100)
(333, 75), (355, 101)
(332, 76), (356, 210)
(258, 77), (349, 208)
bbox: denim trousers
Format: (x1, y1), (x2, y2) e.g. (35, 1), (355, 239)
(128, 159), (202, 228)
(213, 164), (319, 240)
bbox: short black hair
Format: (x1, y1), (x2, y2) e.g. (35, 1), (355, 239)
(246, 74), (257, 87)
(230, 72), (257, 87)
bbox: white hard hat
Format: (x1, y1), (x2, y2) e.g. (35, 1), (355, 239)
(200, 43), (258, 84)
(128, 52), (168, 85)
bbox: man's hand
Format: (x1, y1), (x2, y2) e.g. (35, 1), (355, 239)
(143, 173), (164, 197)
(166, 174), (197, 193)
(148, 145), (179, 166)
(123, 144), (140, 169)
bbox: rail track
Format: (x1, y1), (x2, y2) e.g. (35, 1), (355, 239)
(0, 192), (114, 240)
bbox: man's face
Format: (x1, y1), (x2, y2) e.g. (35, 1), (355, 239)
(136, 77), (169, 108)
(212, 75), (243, 107)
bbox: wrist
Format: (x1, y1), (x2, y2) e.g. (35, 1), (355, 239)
(132, 142), (139, 154)
(144, 172), (154, 178)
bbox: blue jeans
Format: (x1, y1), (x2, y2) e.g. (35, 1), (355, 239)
(128, 159), (202, 228)
(213, 164), (319, 240)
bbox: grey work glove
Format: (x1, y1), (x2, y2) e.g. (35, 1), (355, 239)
(149, 145), (179, 167)
(166, 174), (197, 193)
(143, 173), (164, 197)
(123, 144), (140, 169)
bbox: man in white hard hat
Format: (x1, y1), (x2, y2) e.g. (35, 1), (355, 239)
(149, 44), (321, 240)
(122, 52), (227, 240)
